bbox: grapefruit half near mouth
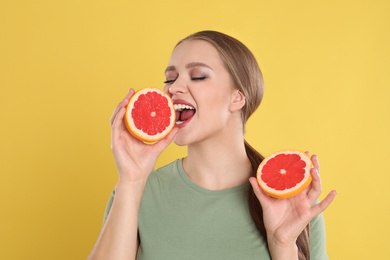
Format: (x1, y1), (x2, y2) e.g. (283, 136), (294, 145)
(257, 150), (313, 199)
(124, 88), (175, 143)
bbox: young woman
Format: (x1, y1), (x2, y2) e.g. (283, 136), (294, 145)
(88, 31), (336, 260)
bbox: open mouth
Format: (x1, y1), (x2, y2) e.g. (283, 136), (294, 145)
(174, 103), (196, 125)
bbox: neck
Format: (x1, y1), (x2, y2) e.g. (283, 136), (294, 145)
(183, 132), (252, 191)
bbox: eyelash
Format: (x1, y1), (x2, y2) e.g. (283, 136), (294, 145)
(193, 77), (206, 81)
(164, 77), (206, 84)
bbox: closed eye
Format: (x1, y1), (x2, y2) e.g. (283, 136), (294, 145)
(191, 77), (206, 81)
(164, 79), (176, 84)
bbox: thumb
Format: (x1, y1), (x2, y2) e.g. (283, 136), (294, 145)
(153, 127), (179, 152)
(249, 177), (274, 209)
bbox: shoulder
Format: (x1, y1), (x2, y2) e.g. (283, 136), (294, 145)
(309, 212), (329, 260)
(102, 159), (181, 224)
(152, 159), (180, 176)
(146, 159), (182, 185)
(142, 160), (183, 199)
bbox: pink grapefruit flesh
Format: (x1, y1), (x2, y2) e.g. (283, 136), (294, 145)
(124, 88), (175, 143)
(257, 150), (313, 199)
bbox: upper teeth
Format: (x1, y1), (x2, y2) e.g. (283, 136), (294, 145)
(174, 104), (195, 111)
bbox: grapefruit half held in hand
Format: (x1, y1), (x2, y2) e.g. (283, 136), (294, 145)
(124, 88), (175, 143)
(257, 150), (313, 199)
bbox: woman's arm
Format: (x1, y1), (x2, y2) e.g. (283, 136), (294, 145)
(88, 181), (146, 260)
(88, 89), (178, 260)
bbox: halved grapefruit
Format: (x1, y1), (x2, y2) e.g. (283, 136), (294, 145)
(124, 88), (175, 143)
(257, 150), (313, 199)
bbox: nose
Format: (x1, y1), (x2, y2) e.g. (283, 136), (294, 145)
(167, 78), (188, 96)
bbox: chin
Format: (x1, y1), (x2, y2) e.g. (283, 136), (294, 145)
(172, 131), (197, 147)
(173, 136), (189, 147)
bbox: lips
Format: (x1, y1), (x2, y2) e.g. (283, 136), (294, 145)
(173, 100), (196, 127)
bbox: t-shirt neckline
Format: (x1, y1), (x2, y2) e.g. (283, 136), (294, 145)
(176, 158), (251, 195)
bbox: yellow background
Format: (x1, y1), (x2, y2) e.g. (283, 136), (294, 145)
(1, 0), (389, 259)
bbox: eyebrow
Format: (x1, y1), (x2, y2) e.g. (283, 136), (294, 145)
(165, 62), (213, 74)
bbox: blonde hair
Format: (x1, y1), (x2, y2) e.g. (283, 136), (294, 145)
(177, 31), (311, 260)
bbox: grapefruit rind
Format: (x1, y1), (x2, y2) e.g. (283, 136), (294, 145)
(124, 88), (175, 143)
(256, 150), (313, 199)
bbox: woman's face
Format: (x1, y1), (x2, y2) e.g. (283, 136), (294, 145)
(163, 39), (240, 146)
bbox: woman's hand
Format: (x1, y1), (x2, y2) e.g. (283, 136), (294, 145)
(110, 89), (178, 184)
(249, 152), (337, 259)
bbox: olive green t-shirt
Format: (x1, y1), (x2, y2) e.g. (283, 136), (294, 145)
(103, 159), (329, 260)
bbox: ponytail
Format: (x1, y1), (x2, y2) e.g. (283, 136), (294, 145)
(245, 140), (311, 260)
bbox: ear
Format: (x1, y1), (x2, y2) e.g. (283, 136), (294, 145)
(230, 90), (245, 112)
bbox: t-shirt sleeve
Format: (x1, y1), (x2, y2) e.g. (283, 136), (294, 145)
(101, 170), (157, 225)
(103, 189), (115, 224)
(309, 212), (329, 260)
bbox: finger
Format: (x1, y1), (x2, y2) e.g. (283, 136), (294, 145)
(153, 127), (179, 152)
(153, 127), (179, 154)
(249, 177), (274, 209)
(302, 151), (312, 195)
(111, 107), (125, 141)
(307, 166), (323, 205)
(111, 88), (134, 125)
(110, 89), (135, 126)
(110, 92), (130, 127)
(311, 190), (337, 217)
(307, 154), (321, 203)
(311, 154), (320, 174)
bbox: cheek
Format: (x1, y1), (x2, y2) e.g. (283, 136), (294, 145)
(199, 95), (230, 123)
(210, 90), (231, 111)
(163, 85), (170, 95)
